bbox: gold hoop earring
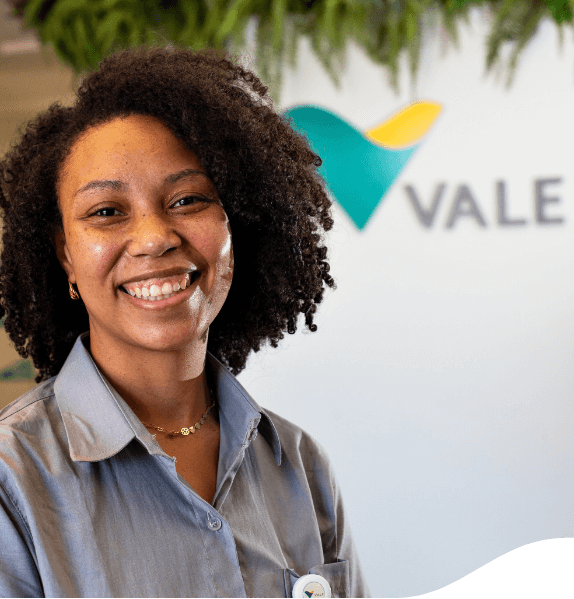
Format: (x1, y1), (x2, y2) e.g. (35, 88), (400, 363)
(68, 281), (80, 300)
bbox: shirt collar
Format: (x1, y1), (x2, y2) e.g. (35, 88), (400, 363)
(54, 333), (282, 466)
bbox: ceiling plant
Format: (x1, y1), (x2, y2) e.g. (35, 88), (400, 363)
(6, 0), (574, 98)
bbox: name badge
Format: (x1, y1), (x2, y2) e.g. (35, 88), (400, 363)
(292, 574), (332, 598)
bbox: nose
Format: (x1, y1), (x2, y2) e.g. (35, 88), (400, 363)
(126, 211), (182, 257)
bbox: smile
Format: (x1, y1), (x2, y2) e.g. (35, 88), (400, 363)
(120, 271), (200, 301)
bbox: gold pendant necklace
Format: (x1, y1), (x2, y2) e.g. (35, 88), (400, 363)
(142, 388), (216, 437)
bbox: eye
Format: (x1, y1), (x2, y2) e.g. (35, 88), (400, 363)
(90, 207), (124, 217)
(171, 195), (209, 208)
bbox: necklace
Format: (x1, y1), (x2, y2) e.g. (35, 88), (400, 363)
(142, 388), (216, 437)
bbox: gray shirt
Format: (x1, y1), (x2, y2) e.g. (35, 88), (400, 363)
(0, 333), (369, 598)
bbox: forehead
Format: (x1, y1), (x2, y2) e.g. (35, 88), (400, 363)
(58, 114), (203, 196)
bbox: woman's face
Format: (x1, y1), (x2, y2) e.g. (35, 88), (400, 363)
(55, 114), (233, 354)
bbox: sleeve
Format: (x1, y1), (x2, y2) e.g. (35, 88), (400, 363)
(303, 433), (371, 598)
(0, 480), (43, 598)
(327, 460), (371, 598)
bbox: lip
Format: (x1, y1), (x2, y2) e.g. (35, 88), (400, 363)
(119, 266), (197, 287)
(120, 271), (201, 309)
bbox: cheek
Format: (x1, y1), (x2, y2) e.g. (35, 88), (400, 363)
(193, 212), (233, 273)
(213, 224), (233, 281)
(219, 242), (234, 286)
(69, 230), (122, 280)
(198, 221), (234, 304)
(211, 241), (233, 311)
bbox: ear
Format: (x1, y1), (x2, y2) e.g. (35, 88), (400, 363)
(54, 229), (76, 283)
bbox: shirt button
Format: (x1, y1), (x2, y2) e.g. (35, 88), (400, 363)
(208, 517), (222, 531)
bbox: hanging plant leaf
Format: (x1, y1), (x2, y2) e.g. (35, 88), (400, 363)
(6, 0), (574, 98)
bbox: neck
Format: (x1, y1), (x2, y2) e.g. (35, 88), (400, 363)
(88, 331), (212, 429)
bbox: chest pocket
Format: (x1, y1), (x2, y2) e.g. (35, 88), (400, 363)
(284, 560), (350, 598)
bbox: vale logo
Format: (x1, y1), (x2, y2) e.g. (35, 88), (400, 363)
(284, 101), (442, 230)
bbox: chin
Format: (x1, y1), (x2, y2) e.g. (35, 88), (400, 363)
(132, 326), (207, 353)
(92, 318), (205, 355)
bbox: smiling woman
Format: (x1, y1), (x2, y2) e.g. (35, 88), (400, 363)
(0, 47), (369, 597)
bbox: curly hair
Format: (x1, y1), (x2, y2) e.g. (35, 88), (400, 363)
(0, 46), (335, 383)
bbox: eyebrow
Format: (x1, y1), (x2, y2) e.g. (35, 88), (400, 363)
(74, 169), (210, 197)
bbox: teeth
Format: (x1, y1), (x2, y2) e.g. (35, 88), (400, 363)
(124, 272), (196, 301)
(136, 289), (180, 301)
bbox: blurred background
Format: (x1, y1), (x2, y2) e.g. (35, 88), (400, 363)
(0, 0), (75, 404)
(2, 0), (574, 596)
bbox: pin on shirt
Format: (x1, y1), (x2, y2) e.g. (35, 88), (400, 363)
(292, 574), (331, 598)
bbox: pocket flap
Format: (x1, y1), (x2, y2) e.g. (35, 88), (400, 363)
(284, 560), (350, 598)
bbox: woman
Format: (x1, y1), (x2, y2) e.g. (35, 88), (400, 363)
(0, 47), (369, 598)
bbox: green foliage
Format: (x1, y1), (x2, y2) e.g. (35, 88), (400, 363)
(12, 0), (574, 98)
(0, 359), (35, 381)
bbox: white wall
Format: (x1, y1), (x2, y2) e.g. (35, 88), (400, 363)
(238, 9), (574, 596)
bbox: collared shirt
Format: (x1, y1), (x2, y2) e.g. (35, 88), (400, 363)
(0, 334), (369, 598)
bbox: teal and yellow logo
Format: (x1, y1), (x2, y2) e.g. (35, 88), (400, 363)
(284, 101), (442, 229)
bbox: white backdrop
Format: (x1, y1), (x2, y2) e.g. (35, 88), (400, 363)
(237, 9), (574, 597)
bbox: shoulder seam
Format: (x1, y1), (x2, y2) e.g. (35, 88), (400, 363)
(0, 394), (53, 423)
